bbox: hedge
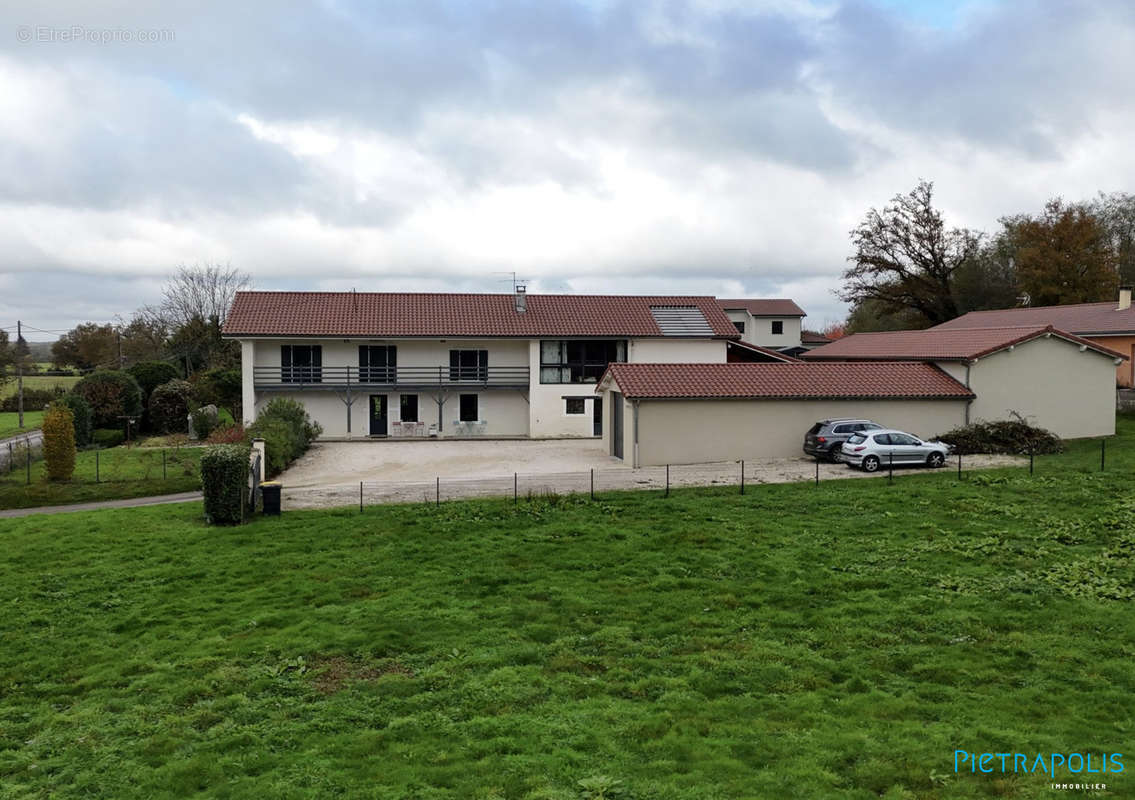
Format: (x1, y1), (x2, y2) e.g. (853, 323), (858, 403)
(73, 370), (143, 428)
(92, 428), (126, 449)
(59, 393), (93, 447)
(934, 418), (1064, 455)
(0, 387), (66, 413)
(149, 379), (194, 434)
(201, 444), (251, 524)
(246, 398), (322, 476)
(127, 361), (181, 401)
(42, 403), (76, 481)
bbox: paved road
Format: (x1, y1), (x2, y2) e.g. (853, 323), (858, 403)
(0, 491), (201, 519)
(0, 430), (43, 471)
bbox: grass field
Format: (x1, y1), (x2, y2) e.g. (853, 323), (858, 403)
(0, 445), (202, 509)
(0, 420), (1132, 797)
(0, 374), (80, 398)
(0, 411), (44, 439)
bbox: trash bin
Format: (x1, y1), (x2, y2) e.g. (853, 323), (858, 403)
(261, 481), (282, 515)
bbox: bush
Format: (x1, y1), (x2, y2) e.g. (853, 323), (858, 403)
(73, 370), (143, 428)
(92, 428), (126, 449)
(934, 418), (1064, 455)
(191, 407), (219, 440)
(59, 393), (93, 447)
(206, 424), (248, 444)
(42, 403), (76, 481)
(0, 387), (66, 413)
(149, 379), (194, 434)
(193, 368), (242, 420)
(127, 361), (181, 401)
(200, 444), (251, 525)
(246, 397), (322, 476)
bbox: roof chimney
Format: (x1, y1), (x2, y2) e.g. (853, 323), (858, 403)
(514, 284), (527, 313)
(1120, 285), (1132, 311)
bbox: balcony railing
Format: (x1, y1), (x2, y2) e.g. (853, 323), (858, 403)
(253, 365), (530, 389)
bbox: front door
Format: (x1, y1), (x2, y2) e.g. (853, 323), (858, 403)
(369, 395), (388, 436)
(611, 392), (623, 459)
(593, 397), (603, 436)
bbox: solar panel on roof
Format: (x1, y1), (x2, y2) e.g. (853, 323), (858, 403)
(650, 306), (713, 336)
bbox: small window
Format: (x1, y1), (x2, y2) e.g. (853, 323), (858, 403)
(832, 424), (853, 434)
(771, 320), (784, 335)
(891, 433), (918, 445)
(863, 423), (882, 431)
(733, 321), (745, 334)
(873, 433), (892, 445)
(459, 394), (478, 422)
(847, 433), (867, 445)
(565, 397), (586, 415)
(400, 394), (418, 423)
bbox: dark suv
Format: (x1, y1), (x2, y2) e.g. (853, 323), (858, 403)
(803, 418), (884, 461)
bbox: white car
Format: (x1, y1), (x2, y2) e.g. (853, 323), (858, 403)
(839, 429), (951, 472)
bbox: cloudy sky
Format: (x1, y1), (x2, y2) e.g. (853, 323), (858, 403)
(1, 0), (1134, 335)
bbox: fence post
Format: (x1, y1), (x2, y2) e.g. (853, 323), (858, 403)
(514, 472), (518, 505)
(665, 464), (670, 497)
(957, 453), (962, 480)
(1029, 447), (1034, 475)
(815, 458), (819, 486)
(162, 449), (167, 479)
(7, 442), (11, 475)
(740, 460), (745, 495)
(1101, 439), (1106, 471)
(360, 481), (364, 513)
(26, 443), (31, 485)
(96, 447), (100, 483)
(436, 476), (440, 506)
(888, 451), (893, 484)
(590, 468), (594, 500)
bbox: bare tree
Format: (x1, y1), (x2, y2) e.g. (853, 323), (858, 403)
(840, 180), (983, 326)
(157, 263), (252, 328)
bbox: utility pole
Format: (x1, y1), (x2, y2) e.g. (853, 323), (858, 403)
(16, 320), (23, 429)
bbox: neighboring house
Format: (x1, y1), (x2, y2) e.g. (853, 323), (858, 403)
(803, 325), (1124, 439)
(717, 299), (805, 349)
(777, 330), (833, 359)
(222, 290), (738, 439)
(932, 287), (1135, 387)
(597, 362), (974, 466)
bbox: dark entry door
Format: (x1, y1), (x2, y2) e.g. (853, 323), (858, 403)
(593, 397), (603, 436)
(369, 395), (388, 436)
(611, 392), (623, 458)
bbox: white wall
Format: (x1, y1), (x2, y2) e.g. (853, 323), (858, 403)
(628, 338), (727, 363)
(607, 394), (967, 466)
(747, 316), (802, 348)
(962, 336), (1117, 438)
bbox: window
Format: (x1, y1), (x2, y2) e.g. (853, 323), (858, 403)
(359, 345), (396, 383)
(771, 320), (784, 335)
(450, 349), (488, 381)
(281, 344), (322, 383)
(733, 321), (745, 334)
(400, 394), (418, 423)
(873, 433), (892, 445)
(459, 394), (478, 422)
(846, 433), (867, 445)
(891, 433), (919, 445)
(565, 397), (586, 414)
(540, 340), (626, 383)
(832, 424), (854, 434)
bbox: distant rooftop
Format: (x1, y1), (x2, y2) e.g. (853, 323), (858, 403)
(716, 298), (806, 317)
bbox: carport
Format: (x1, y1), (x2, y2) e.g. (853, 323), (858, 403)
(596, 362), (974, 467)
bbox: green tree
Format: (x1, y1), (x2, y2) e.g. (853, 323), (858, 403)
(840, 180), (983, 327)
(1003, 199), (1118, 306)
(51, 323), (117, 370)
(1091, 192), (1135, 286)
(42, 403), (76, 481)
(73, 370), (144, 429)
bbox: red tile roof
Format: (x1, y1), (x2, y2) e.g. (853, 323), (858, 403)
(934, 301), (1135, 335)
(717, 298), (806, 316)
(598, 362), (974, 400)
(802, 325), (1126, 362)
(800, 330), (833, 345)
(223, 292), (740, 338)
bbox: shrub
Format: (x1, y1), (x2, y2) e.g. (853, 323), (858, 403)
(193, 368), (242, 420)
(127, 361), (181, 401)
(934, 418), (1064, 455)
(42, 403), (76, 481)
(246, 397), (322, 476)
(200, 444), (251, 525)
(191, 407), (219, 440)
(206, 424), (248, 444)
(73, 370), (143, 428)
(57, 394), (92, 447)
(92, 428), (126, 449)
(149, 379), (194, 434)
(0, 386), (66, 412)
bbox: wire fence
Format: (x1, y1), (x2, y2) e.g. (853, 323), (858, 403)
(272, 445), (1092, 512)
(1, 438), (201, 486)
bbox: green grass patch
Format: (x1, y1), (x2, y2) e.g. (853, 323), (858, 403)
(0, 445), (202, 509)
(0, 411), (44, 439)
(1, 421), (1133, 797)
(0, 374), (79, 398)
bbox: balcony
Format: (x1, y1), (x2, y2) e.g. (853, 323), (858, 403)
(253, 365), (530, 391)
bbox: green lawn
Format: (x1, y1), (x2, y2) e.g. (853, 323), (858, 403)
(0, 445), (202, 509)
(0, 374), (80, 398)
(0, 411), (44, 439)
(0, 421), (1132, 797)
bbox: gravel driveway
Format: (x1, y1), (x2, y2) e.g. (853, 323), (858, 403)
(277, 439), (1023, 509)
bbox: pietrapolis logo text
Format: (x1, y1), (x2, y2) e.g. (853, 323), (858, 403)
(955, 751), (1123, 777)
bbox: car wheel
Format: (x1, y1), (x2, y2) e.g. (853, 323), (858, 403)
(926, 452), (945, 468)
(862, 455), (880, 472)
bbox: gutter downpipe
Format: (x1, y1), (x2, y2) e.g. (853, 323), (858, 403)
(632, 399), (640, 469)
